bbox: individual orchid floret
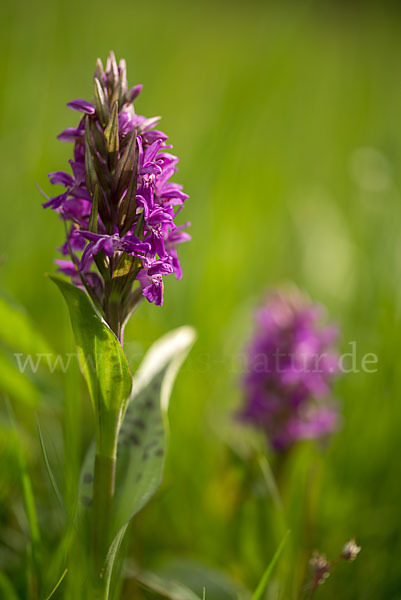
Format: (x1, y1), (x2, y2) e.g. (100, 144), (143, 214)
(239, 287), (340, 451)
(42, 51), (190, 340)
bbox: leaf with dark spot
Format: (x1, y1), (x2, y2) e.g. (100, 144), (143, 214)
(112, 327), (196, 534)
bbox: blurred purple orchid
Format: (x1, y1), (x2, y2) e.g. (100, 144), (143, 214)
(239, 288), (340, 451)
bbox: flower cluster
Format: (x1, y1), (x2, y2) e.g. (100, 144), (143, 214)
(42, 52), (190, 338)
(239, 288), (340, 451)
(308, 539), (361, 592)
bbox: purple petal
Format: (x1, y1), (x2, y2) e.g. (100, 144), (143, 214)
(48, 171), (74, 187)
(143, 130), (168, 144)
(42, 191), (68, 210)
(102, 237), (115, 257)
(145, 230), (166, 258)
(120, 235), (151, 255)
(69, 159), (86, 184)
(67, 99), (95, 114)
(168, 248), (182, 279)
(126, 84), (143, 103)
(136, 194), (151, 218)
(80, 236), (111, 271)
(144, 139), (163, 164)
(147, 207), (173, 226)
(156, 152), (178, 169)
(57, 127), (84, 142)
(139, 116), (161, 131)
(80, 243), (95, 271)
(78, 231), (105, 243)
(143, 278), (163, 305)
(136, 136), (144, 171)
(55, 259), (77, 277)
(166, 224), (191, 248)
(148, 260), (174, 276)
(140, 163), (162, 177)
(159, 187), (189, 203)
(118, 112), (136, 136)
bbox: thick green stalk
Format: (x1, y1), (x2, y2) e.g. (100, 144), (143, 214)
(92, 409), (121, 596)
(93, 455), (115, 559)
(105, 300), (122, 341)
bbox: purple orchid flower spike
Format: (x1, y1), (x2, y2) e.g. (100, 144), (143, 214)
(239, 287), (340, 452)
(42, 51), (191, 340)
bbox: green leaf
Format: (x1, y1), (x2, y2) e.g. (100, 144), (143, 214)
(87, 326), (195, 599)
(116, 58), (128, 108)
(251, 531), (290, 600)
(95, 58), (104, 79)
(77, 438), (95, 515)
(118, 170), (138, 236)
(94, 76), (110, 127)
(85, 119), (111, 199)
(106, 51), (119, 90)
(146, 559), (249, 600)
(113, 130), (136, 200)
(127, 565), (202, 600)
(88, 185), (99, 233)
(104, 101), (119, 167)
(117, 132), (138, 235)
(49, 276), (133, 453)
(113, 326), (196, 533)
(76, 326), (195, 556)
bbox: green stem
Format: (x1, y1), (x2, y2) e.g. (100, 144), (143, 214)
(93, 454), (116, 560)
(92, 410), (121, 596)
(105, 300), (122, 341)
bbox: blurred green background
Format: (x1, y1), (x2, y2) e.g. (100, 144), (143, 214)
(1, 0), (401, 598)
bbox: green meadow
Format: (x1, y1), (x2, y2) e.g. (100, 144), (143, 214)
(1, 1), (401, 598)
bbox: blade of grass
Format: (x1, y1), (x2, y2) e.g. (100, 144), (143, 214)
(103, 523), (129, 600)
(44, 568), (68, 600)
(6, 398), (42, 598)
(35, 415), (65, 513)
(251, 531), (290, 600)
